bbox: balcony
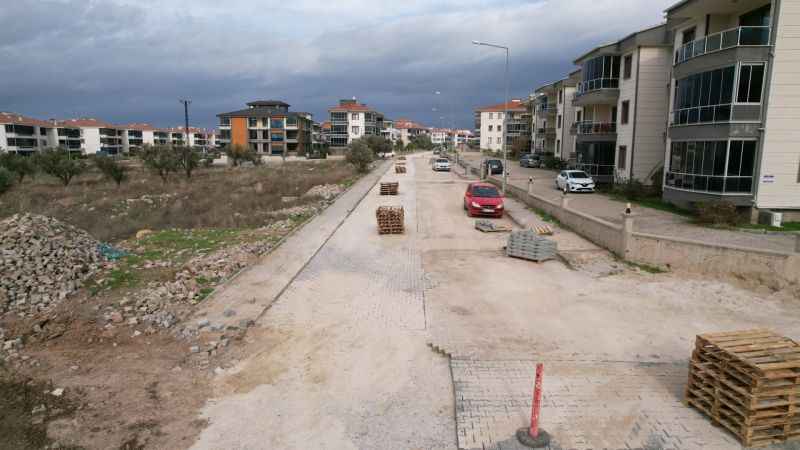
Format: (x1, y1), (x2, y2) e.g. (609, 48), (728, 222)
(675, 26), (770, 66)
(573, 78), (619, 106)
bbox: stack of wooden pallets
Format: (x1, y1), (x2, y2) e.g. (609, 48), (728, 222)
(379, 182), (399, 195)
(399, 156), (406, 161)
(376, 206), (404, 234)
(395, 163), (407, 174)
(685, 329), (800, 448)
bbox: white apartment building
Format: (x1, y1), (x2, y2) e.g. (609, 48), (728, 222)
(572, 24), (672, 184)
(475, 99), (528, 153)
(662, 0), (799, 217)
(328, 99), (385, 148)
(430, 128), (451, 146)
(531, 71), (580, 161)
(381, 119), (401, 144)
(118, 123), (156, 153)
(49, 118), (123, 155)
(395, 118), (429, 147)
(0, 112), (51, 154)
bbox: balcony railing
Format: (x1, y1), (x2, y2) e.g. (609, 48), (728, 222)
(576, 78), (619, 96)
(573, 121), (617, 135)
(576, 163), (615, 178)
(671, 103), (733, 126)
(538, 104), (557, 114)
(675, 26), (770, 65)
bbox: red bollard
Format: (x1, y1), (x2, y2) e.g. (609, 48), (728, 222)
(517, 363), (550, 448)
(529, 363), (544, 438)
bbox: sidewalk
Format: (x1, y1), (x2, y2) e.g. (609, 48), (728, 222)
(457, 153), (796, 253)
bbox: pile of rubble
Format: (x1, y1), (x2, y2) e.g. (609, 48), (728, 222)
(0, 214), (106, 315)
(304, 184), (344, 201)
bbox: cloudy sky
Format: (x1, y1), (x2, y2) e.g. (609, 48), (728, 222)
(0, 0), (674, 129)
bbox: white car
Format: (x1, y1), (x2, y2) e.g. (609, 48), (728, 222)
(433, 158), (451, 172)
(555, 170), (596, 193)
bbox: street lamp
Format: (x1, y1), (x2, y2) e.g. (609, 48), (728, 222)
(472, 40), (510, 194)
(435, 90), (456, 153)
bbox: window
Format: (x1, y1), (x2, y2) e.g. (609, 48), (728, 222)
(576, 111), (582, 122)
(498, 137), (502, 145)
(351, 113), (359, 120)
(580, 55), (621, 92)
(556, 140), (561, 155)
(618, 146), (627, 170)
(623, 55), (633, 79)
(621, 101), (630, 125)
(220, 117), (230, 126)
(681, 27), (696, 45)
(673, 66), (736, 125)
(666, 140), (756, 193)
(488, 137), (492, 144)
(737, 64), (765, 104)
(262, 118), (271, 128)
(248, 118), (257, 127)
(557, 115), (562, 129)
(271, 118), (284, 128)
(559, 90), (564, 104)
(351, 126), (360, 134)
(249, 130), (258, 140)
(488, 113), (493, 119)
(497, 125), (502, 132)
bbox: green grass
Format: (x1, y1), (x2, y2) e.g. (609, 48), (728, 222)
(624, 260), (668, 274)
(738, 222), (800, 233)
(527, 206), (561, 226)
(601, 191), (694, 218)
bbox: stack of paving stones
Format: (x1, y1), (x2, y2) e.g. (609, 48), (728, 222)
(375, 206), (405, 235)
(379, 182), (399, 196)
(685, 329), (800, 447)
(395, 163), (407, 174)
(505, 230), (557, 262)
(0, 213), (103, 314)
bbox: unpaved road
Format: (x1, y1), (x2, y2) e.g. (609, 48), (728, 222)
(190, 154), (800, 450)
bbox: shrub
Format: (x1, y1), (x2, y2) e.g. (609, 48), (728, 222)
(0, 167), (13, 194)
(346, 139), (374, 173)
(649, 167), (664, 198)
(614, 179), (649, 201)
(0, 153), (37, 183)
(140, 145), (178, 183)
(696, 200), (740, 226)
(364, 135), (392, 156)
(225, 144), (262, 167)
(93, 155), (128, 186)
(542, 154), (566, 170)
(175, 146), (201, 178)
(410, 134), (433, 150)
(35, 149), (87, 186)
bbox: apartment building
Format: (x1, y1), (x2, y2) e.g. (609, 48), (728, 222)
(381, 119), (401, 144)
(531, 71), (580, 160)
(395, 118), (429, 147)
(430, 128), (451, 147)
(572, 24), (672, 184)
(475, 99), (529, 153)
(0, 112), (51, 154)
(217, 100), (315, 156)
(51, 118), (124, 155)
(118, 123), (156, 153)
(328, 99), (385, 149)
(663, 0), (799, 215)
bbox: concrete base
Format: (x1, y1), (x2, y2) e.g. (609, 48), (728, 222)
(516, 428), (551, 448)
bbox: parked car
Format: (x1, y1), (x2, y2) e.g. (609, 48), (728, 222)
(377, 151), (396, 158)
(463, 182), (504, 218)
(519, 153), (542, 168)
(482, 159), (504, 175)
(555, 170), (596, 193)
(433, 158), (451, 172)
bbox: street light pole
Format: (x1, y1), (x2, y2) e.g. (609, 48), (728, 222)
(179, 99), (191, 148)
(472, 40), (510, 195)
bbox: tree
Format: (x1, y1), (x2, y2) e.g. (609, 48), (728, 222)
(410, 134), (433, 150)
(346, 139), (374, 173)
(364, 135), (392, 156)
(175, 146), (201, 179)
(0, 167), (13, 195)
(393, 139), (405, 153)
(140, 145), (178, 183)
(0, 152), (37, 183)
(510, 137), (531, 158)
(225, 144), (250, 167)
(92, 155), (128, 186)
(35, 148), (87, 186)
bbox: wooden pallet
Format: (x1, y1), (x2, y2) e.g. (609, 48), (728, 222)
(531, 225), (554, 236)
(395, 165), (407, 174)
(685, 329), (800, 447)
(379, 182), (399, 195)
(376, 206), (404, 235)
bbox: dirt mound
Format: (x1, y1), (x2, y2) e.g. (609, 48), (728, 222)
(0, 213), (104, 314)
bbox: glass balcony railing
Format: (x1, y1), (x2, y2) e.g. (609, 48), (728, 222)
(576, 78), (619, 96)
(573, 121), (617, 135)
(671, 104), (732, 126)
(675, 26), (770, 65)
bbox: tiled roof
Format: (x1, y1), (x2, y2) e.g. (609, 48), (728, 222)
(56, 118), (117, 128)
(329, 103), (372, 112)
(0, 112), (52, 127)
(321, 121), (331, 130)
(118, 123), (157, 131)
(475, 99), (527, 113)
(394, 118), (428, 130)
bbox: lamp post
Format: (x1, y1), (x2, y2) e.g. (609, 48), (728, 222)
(472, 40), (509, 195)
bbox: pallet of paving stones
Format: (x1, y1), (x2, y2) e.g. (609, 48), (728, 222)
(505, 230), (557, 262)
(376, 206), (405, 235)
(395, 165), (407, 174)
(398, 156), (406, 161)
(684, 329), (800, 448)
(379, 182), (399, 196)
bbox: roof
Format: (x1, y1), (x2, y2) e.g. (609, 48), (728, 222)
(0, 112), (52, 127)
(118, 123), (157, 131)
(573, 23), (669, 64)
(55, 118), (118, 129)
(246, 100), (289, 108)
(394, 118), (428, 130)
(321, 121), (331, 130)
(475, 99), (527, 113)
(217, 108), (297, 118)
(328, 102), (373, 112)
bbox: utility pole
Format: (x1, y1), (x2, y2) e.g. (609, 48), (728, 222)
(179, 99), (191, 148)
(472, 41), (510, 195)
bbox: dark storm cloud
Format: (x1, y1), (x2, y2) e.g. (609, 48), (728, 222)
(0, 0), (675, 129)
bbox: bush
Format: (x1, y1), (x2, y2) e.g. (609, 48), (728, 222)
(93, 155), (128, 186)
(613, 179), (649, 201)
(0, 153), (37, 183)
(175, 146), (201, 178)
(696, 200), (740, 226)
(346, 139), (374, 173)
(225, 144), (262, 167)
(140, 145), (178, 183)
(35, 149), (87, 186)
(364, 136), (392, 156)
(410, 134), (433, 150)
(0, 167), (14, 194)
(649, 167), (664, 198)
(542, 154), (566, 170)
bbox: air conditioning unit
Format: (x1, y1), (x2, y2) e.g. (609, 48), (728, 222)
(758, 210), (783, 228)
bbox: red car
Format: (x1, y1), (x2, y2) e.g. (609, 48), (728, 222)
(463, 182), (505, 218)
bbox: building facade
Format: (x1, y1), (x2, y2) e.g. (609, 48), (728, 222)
(217, 100), (315, 156)
(395, 118), (429, 147)
(475, 100), (529, 153)
(328, 99), (385, 149)
(662, 0), (798, 215)
(0, 112), (51, 154)
(531, 72), (580, 161)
